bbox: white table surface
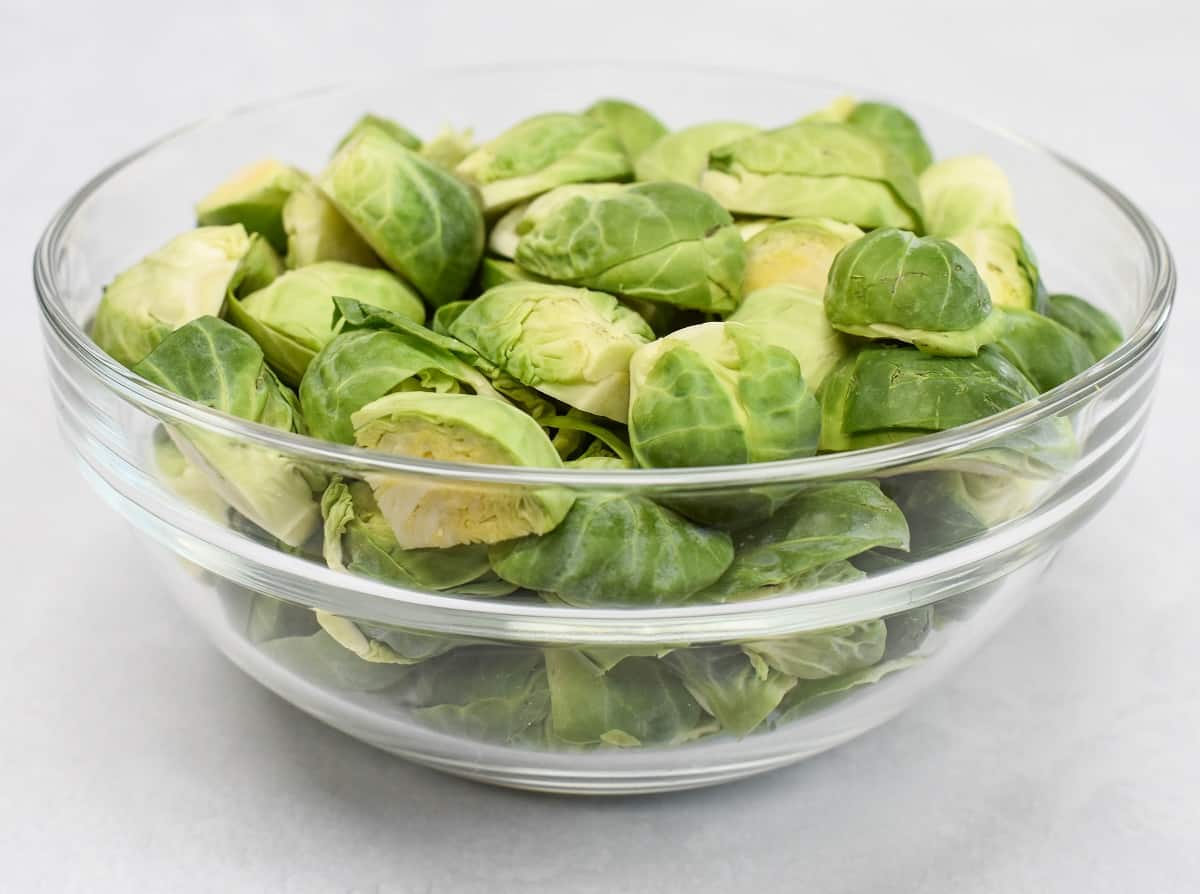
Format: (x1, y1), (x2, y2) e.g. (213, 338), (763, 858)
(3, 1), (1197, 890)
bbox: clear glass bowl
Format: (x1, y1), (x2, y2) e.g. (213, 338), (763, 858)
(35, 64), (1174, 794)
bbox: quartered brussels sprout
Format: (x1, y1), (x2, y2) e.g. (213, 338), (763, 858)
(741, 217), (863, 295)
(351, 392), (572, 548)
(509, 181), (747, 314)
(1045, 293), (1124, 361)
(195, 160), (307, 253)
(322, 479), (512, 595)
(634, 121), (759, 184)
(300, 298), (503, 444)
(992, 307), (1095, 392)
(583, 98), (668, 161)
(700, 122), (925, 231)
(226, 261), (425, 386)
(545, 650), (711, 748)
(449, 282), (654, 421)
(92, 225), (255, 366)
(281, 182), (381, 269)
(335, 113), (422, 152)
(949, 225), (1045, 311)
(132, 317), (322, 547)
(319, 128), (484, 306)
(629, 322), (821, 467)
(824, 227), (1002, 356)
(818, 344), (1038, 452)
(728, 285), (852, 391)
(698, 480), (909, 602)
(489, 482), (735, 606)
(919, 155), (1018, 236)
(455, 113), (631, 214)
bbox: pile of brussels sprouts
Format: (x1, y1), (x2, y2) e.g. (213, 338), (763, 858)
(91, 97), (1124, 747)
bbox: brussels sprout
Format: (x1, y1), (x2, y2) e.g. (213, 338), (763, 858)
(489, 486), (735, 606)
(152, 429), (227, 521)
(741, 217), (863, 295)
(949, 225), (1045, 311)
(844, 101), (934, 175)
(700, 122), (924, 231)
(992, 307), (1095, 392)
(399, 647), (551, 745)
(583, 98), (668, 161)
(430, 300), (474, 335)
(418, 126), (476, 169)
(880, 470), (1039, 555)
(455, 113), (631, 214)
(235, 234), (285, 295)
(316, 611), (467, 665)
(510, 181), (747, 314)
(824, 227), (1001, 356)
(664, 647), (797, 736)
(1045, 293), (1124, 361)
(449, 282), (654, 421)
(351, 392), (572, 548)
(545, 650), (710, 747)
(818, 344), (1038, 452)
(634, 121), (759, 184)
(742, 620), (887, 680)
(335, 113), (422, 152)
(728, 285), (852, 391)
(735, 219), (774, 240)
(319, 128), (484, 306)
(92, 225), (253, 366)
(322, 479), (506, 593)
(195, 159), (307, 253)
(488, 183), (625, 259)
(698, 480), (909, 602)
(280, 182), (381, 269)
(919, 156), (1017, 236)
(629, 322), (821, 467)
(226, 261), (425, 386)
(132, 317), (322, 547)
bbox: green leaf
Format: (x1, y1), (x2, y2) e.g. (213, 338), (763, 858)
(665, 647), (797, 736)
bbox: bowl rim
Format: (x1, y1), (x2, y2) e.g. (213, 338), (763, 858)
(32, 61), (1177, 489)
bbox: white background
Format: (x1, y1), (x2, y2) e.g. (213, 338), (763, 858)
(2, 1), (1197, 890)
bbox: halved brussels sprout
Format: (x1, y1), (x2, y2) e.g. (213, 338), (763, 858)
(824, 227), (1001, 356)
(992, 307), (1095, 392)
(319, 128), (484, 307)
(92, 225), (253, 366)
(844, 101), (934, 175)
(818, 344), (1038, 452)
(742, 620), (887, 680)
(322, 479), (511, 594)
(880, 470), (1039, 555)
(449, 282), (654, 421)
(335, 113), (422, 152)
(949, 225), (1045, 311)
(510, 181), (747, 314)
(195, 159), (307, 253)
(700, 122), (924, 231)
(351, 392), (572, 548)
(455, 113), (631, 214)
(299, 298), (503, 444)
(741, 217), (863, 295)
(919, 156), (1017, 236)
(489, 487), (734, 606)
(132, 317), (322, 546)
(545, 650), (711, 748)
(629, 322), (821, 467)
(226, 261), (425, 386)
(634, 121), (759, 184)
(1044, 293), (1124, 361)
(488, 183), (625, 259)
(281, 182), (381, 269)
(728, 285), (852, 390)
(664, 647), (797, 736)
(583, 98), (668, 161)
(698, 480), (909, 602)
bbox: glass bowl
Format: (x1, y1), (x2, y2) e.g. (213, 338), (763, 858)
(34, 64), (1174, 794)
